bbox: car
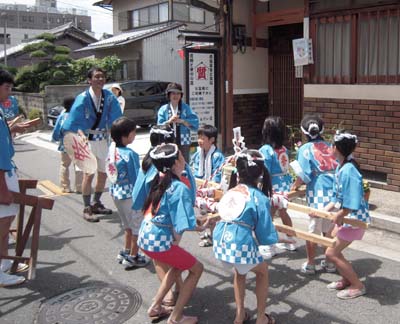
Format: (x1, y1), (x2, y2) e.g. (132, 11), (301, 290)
(47, 80), (171, 128)
(47, 105), (65, 128)
(111, 80), (171, 127)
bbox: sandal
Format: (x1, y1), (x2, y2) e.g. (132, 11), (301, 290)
(167, 315), (198, 324)
(233, 311), (250, 324)
(199, 232), (211, 240)
(148, 304), (173, 320)
(162, 297), (176, 307)
(327, 280), (350, 290)
(263, 313), (276, 324)
(337, 286), (366, 300)
(198, 238), (213, 247)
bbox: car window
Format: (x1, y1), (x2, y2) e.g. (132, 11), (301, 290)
(134, 83), (160, 97)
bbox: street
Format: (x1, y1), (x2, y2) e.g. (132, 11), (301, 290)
(0, 132), (399, 324)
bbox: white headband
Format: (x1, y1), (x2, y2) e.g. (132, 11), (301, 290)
(334, 132), (358, 143)
(301, 123), (324, 139)
(150, 127), (174, 138)
(236, 152), (265, 167)
(149, 144), (179, 160)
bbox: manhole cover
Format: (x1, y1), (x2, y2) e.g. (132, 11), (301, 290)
(36, 284), (142, 324)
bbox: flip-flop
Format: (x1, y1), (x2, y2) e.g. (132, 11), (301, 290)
(327, 280), (350, 290)
(148, 305), (173, 320)
(337, 286), (366, 299)
(264, 313), (276, 324)
(198, 238), (213, 247)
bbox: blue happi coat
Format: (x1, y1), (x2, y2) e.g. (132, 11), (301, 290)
(0, 109), (14, 174)
(213, 185), (278, 265)
(138, 178), (197, 252)
(109, 147), (140, 200)
(157, 102), (199, 145)
(132, 163), (196, 211)
(293, 140), (338, 209)
(190, 148), (225, 183)
(0, 96), (19, 121)
(259, 144), (293, 193)
(332, 163), (370, 228)
(62, 89), (122, 140)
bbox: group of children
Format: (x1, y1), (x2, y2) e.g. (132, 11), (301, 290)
(96, 108), (369, 324)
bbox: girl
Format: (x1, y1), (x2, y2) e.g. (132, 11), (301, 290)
(291, 115), (338, 274)
(138, 144), (203, 324)
(259, 116), (296, 254)
(111, 83), (125, 113)
(213, 150), (278, 324)
(157, 82), (199, 162)
(323, 131), (369, 299)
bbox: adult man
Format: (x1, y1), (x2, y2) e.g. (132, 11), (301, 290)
(62, 67), (122, 222)
(0, 70), (31, 286)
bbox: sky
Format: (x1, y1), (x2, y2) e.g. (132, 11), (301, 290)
(0, 0), (113, 39)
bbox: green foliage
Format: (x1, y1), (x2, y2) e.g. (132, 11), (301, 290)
(55, 46), (70, 54)
(37, 33), (56, 42)
(15, 66), (37, 92)
(30, 50), (48, 58)
(71, 55), (122, 83)
(28, 108), (42, 120)
(0, 64), (17, 75)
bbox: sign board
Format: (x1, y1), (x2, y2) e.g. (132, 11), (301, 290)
(186, 49), (218, 141)
(292, 38), (313, 66)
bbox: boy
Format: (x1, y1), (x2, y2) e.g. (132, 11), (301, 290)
(0, 70), (31, 287)
(52, 97), (83, 193)
(108, 117), (148, 269)
(190, 124), (225, 247)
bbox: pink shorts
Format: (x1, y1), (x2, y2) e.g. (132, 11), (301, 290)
(142, 245), (197, 271)
(336, 225), (365, 242)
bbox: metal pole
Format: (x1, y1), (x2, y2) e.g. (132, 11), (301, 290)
(1, 12), (6, 66)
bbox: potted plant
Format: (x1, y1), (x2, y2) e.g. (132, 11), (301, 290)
(363, 179), (371, 202)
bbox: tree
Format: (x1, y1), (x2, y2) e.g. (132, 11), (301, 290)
(71, 55), (122, 84)
(15, 33), (74, 92)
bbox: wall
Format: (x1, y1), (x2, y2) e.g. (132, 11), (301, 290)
(143, 28), (183, 85)
(304, 96), (400, 191)
(233, 93), (269, 148)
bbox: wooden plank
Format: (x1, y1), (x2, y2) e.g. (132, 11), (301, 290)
(287, 202), (369, 229)
(255, 8), (304, 27)
(38, 180), (67, 196)
(274, 223), (336, 248)
(12, 192), (54, 210)
(286, 188), (306, 200)
(195, 178), (224, 201)
(18, 179), (38, 189)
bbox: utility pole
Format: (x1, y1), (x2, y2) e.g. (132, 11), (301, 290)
(1, 12), (7, 66)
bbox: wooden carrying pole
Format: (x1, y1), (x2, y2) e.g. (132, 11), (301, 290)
(287, 202), (369, 229)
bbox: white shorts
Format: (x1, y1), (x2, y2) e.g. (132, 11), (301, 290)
(89, 139), (108, 173)
(0, 169), (19, 218)
(113, 198), (143, 235)
(308, 217), (333, 235)
(219, 260), (260, 275)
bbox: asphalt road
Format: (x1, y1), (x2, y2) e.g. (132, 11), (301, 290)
(1, 135), (399, 324)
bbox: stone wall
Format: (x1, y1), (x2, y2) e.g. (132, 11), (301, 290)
(304, 97), (400, 191)
(233, 92), (269, 148)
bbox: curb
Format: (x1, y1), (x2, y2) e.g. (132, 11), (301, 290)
(369, 211), (400, 234)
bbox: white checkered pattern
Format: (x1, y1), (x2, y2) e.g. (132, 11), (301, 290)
(110, 183), (133, 200)
(342, 204), (370, 228)
(307, 189), (334, 209)
(273, 180), (291, 194)
(90, 128), (108, 141)
(180, 133), (191, 145)
(213, 241), (263, 264)
(138, 232), (172, 252)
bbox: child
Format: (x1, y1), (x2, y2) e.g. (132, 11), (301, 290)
(108, 117), (147, 269)
(131, 125), (189, 307)
(0, 70), (32, 287)
(291, 115), (338, 274)
(139, 144), (203, 324)
(52, 97), (83, 193)
(190, 124), (225, 247)
(259, 116), (296, 255)
(213, 150), (278, 324)
(322, 131), (369, 299)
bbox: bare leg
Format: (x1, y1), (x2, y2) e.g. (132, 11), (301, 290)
(278, 209), (292, 227)
(82, 173), (94, 196)
(305, 241), (317, 265)
(124, 229), (132, 252)
(251, 262), (270, 324)
(233, 269), (247, 324)
(326, 239), (363, 289)
(153, 260), (182, 303)
(168, 261), (203, 322)
(94, 172), (107, 193)
(60, 152), (71, 190)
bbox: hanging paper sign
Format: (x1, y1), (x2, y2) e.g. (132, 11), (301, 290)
(292, 38), (313, 66)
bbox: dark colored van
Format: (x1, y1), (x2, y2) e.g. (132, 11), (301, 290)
(117, 80), (170, 127)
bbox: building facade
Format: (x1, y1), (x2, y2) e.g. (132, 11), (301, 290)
(0, 1), (91, 49)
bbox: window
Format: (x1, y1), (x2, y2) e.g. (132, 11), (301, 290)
(0, 34), (11, 45)
(132, 10), (139, 28)
(139, 7), (149, 26)
(190, 7), (204, 23)
(29, 16), (34, 22)
(310, 6), (400, 84)
(149, 5), (158, 24)
(159, 3), (168, 22)
(173, 3), (205, 23)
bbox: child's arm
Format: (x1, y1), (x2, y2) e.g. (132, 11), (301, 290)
(331, 208), (351, 226)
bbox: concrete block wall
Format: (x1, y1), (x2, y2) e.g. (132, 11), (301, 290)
(233, 93), (269, 148)
(304, 97), (400, 192)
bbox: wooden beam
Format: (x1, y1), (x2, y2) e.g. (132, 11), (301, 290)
(274, 223), (336, 248)
(12, 192), (54, 210)
(252, 0), (257, 50)
(255, 8), (304, 27)
(287, 202), (369, 229)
